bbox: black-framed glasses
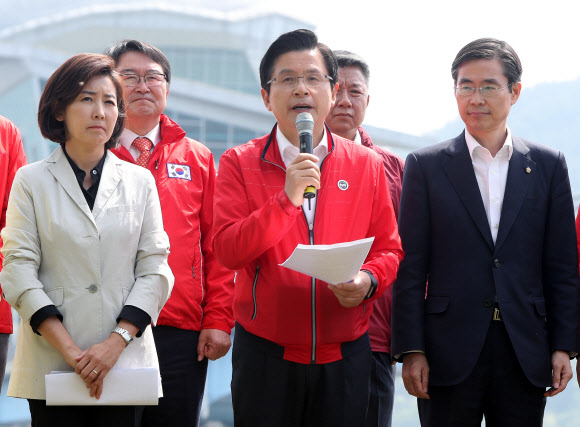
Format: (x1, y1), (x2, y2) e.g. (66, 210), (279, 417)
(119, 73), (167, 87)
(267, 72), (333, 89)
(455, 82), (514, 97)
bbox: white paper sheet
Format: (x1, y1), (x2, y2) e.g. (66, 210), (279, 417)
(45, 368), (159, 406)
(280, 237), (375, 285)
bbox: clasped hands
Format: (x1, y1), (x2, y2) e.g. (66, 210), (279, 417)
(67, 332), (127, 400)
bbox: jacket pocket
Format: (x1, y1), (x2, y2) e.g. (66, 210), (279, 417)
(46, 287), (64, 307)
(532, 297), (546, 317)
(424, 295), (449, 314)
(191, 253), (204, 310)
(252, 265), (260, 320)
(106, 205), (137, 215)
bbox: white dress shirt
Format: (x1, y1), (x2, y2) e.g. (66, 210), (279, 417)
(465, 128), (513, 244)
(277, 128), (329, 225)
(119, 124), (162, 161)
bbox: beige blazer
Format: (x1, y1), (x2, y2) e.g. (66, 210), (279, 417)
(0, 147), (174, 399)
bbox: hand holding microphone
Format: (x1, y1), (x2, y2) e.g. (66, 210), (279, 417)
(296, 112), (316, 203)
(284, 112), (320, 208)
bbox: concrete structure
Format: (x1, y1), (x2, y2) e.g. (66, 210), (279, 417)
(0, 0), (427, 164)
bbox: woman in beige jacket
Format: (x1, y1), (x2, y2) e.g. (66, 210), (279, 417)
(0, 53), (174, 426)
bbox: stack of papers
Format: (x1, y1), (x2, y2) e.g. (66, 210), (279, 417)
(280, 237), (375, 285)
(45, 368), (159, 406)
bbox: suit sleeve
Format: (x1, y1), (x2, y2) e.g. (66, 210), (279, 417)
(542, 152), (579, 353)
(123, 174), (174, 324)
(198, 152), (235, 333)
(391, 152), (431, 357)
(213, 149), (302, 271)
(0, 169), (54, 322)
(577, 207), (580, 273)
(576, 206), (580, 345)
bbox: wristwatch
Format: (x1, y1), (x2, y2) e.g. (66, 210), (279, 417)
(361, 270), (378, 300)
(112, 326), (133, 346)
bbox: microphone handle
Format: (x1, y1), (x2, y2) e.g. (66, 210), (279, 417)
(299, 132), (315, 200)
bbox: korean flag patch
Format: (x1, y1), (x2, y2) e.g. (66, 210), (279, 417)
(166, 163), (191, 181)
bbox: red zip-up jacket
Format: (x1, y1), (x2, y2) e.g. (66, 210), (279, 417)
(0, 116), (27, 334)
(112, 115), (234, 333)
(213, 126), (403, 364)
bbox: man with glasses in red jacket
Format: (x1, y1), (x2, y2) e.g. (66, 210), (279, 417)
(106, 40), (234, 427)
(213, 29), (403, 427)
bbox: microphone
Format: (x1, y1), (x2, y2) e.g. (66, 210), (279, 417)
(296, 112), (316, 205)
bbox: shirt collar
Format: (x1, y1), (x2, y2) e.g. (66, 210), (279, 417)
(119, 123), (162, 152)
(465, 127), (513, 160)
(62, 144), (107, 188)
(276, 126), (329, 167)
(353, 129), (362, 145)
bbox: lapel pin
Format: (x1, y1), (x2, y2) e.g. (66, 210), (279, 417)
(525, 167), (531, 174)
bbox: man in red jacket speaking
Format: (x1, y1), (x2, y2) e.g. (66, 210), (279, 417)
(213, 29), (403, 427)
(107, 40), (234, 427)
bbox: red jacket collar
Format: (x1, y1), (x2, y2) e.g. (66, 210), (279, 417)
(111, 114), (186, 163)
(357, 126), (374, 149)
(158, 114), (186, 145)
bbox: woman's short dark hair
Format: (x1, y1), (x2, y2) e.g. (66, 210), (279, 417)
(38, 53), (125, 149)
(452, 38), (522, 91)
(259, 29), (337, 93)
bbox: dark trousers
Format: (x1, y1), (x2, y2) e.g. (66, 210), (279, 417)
(365, 352), (395, 427)
(0, 333), (8, 394)
(141, 325), (208, 427)
(418, 321), (546, 427)
(28, 399), (143, 427)
(231, 323), (372, 427)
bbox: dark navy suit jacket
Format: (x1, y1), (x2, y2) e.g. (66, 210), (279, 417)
(391, 131), (579, 387)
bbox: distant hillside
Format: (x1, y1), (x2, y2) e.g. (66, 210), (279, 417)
(426, 77), (580, 196)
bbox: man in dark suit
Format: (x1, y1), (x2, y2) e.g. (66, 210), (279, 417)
(391, 38), (579, 426)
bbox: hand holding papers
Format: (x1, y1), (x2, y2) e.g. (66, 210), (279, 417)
(45, 368), (160, 405)
(280, 237), (375, 285)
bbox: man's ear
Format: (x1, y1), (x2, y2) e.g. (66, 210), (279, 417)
(510, 82), (522, 106)
(261, 88), (272, 112)
(331, 82), (338, 104)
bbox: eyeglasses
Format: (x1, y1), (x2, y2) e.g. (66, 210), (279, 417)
(267, 72), (333, 89)
(455, 83), (514, 97)
(119, 73), (167, 87)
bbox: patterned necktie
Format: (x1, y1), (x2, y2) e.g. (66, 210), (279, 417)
(132, 137), (153, 167)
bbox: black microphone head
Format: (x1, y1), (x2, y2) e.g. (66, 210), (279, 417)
(296, 112), (314, 136)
